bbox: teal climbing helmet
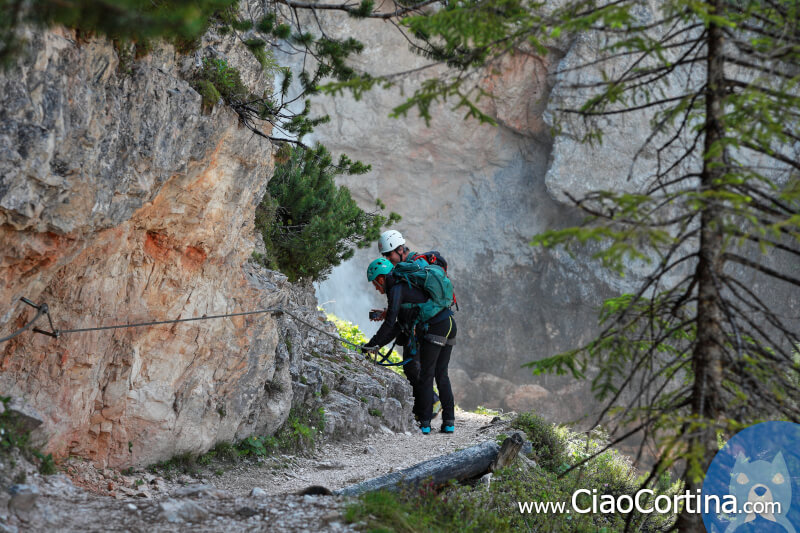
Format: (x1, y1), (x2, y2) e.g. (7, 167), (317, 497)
(367, 257), (393, 282)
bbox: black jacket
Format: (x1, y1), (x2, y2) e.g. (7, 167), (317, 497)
(366, 273), (453, 348)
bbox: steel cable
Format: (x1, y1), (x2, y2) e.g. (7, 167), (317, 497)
(0, 302), (367, 352)
(0, 306), (46, 343)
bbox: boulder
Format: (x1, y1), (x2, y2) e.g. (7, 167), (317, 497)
(5, 398), (43, 433)
(503, 384), (551, 412)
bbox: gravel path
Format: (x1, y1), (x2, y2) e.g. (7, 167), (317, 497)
(0, 411), (509, 533)
(2, 410), (510, 532)
(210, 409), (508, 496)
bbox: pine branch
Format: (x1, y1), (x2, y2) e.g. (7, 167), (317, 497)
(273, 0), (442, 19)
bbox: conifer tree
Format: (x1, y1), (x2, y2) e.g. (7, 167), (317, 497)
(330, 0), (800, 528)
(256, 145), (400, 281)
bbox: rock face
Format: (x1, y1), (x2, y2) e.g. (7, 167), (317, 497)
(306, 9), (798, 423)
(0, 28), (412, 468)
(304, 14), (617, 422)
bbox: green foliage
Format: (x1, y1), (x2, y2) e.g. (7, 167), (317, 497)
(472, 405), (501, 417)
(511, 412), (569, 472)
(237, 434), (278, 458)
(0, 0), (379, 146)
(256, 144), (400, 281)
(194, 79), (222, 112)
(371, 0), (800, 492)
(326, 312), (406, 376)
(149, 452), (198, 479)
(274, 406), (326, 453)
(193, 57), (249, 109)
(34, 450), (57, 475)
(237, 405), (326, 457)
(0, 397), (29, 459)
(0, 396), (56, 475)
(1, 0), (236, 66)
(243, 37), (279, 70)
(345, 411), (677, 532)
(149, 405), (326, 477)
(368, 408), (383, 417)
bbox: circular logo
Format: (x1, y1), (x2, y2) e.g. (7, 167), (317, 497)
(703, 421), (800, 533)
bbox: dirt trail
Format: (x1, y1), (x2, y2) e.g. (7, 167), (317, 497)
(211, 409), (509, 496)
(3, 410), (510, 532)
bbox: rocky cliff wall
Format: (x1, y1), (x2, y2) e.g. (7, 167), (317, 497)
(303, 11), (798, 423)
(299, 14), (617, 423)
(0, 27), (413, 468)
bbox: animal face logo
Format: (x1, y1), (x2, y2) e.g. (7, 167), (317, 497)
(703, 422), (800, 533)
(725, 452), (796, 533)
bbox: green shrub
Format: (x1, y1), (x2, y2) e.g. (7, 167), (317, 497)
(237, 405), (326, 458)
(1, 0), (238, 66)
(511, 411), (569, 473)
(194, 79), (221, 112)
(195, 57), (249, 105)
(0, 396), (56, 475)
(345, 412), (677, 532)
(326, 312), (405, 376)
(243, 37), (278, 70)
(34, 450), (57, 475)
(238, 435), (278, 458)
(149, 452), (198, 479)
(149, 404), (326, 475)
(473, 405), (501, 416)
(368, 408), (382, 417)
(255, 144), (400, 281)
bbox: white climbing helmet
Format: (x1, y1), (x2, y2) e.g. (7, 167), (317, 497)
(378, 230), (405, 254)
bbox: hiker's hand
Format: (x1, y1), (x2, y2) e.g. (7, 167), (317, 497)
(369, 308), (386, 321)
(361, 345), (378, 354)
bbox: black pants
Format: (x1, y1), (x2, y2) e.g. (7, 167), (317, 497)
(415, 316), (456, 426)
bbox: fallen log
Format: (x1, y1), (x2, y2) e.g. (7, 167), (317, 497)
(490, 431), (524, 472)
(335, 439), (503, 497)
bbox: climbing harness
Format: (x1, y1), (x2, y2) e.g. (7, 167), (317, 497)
(0, 297), (396, 367)
(423, 316), (456, 347)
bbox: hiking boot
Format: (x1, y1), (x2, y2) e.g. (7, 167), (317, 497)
(420, 425), (431, 435)
(441, 420), (455, 434)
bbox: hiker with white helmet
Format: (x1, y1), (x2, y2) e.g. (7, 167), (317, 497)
(377, 229), (410, 265)
(363, 238), (457, 435)
(377, 230), (449, 271)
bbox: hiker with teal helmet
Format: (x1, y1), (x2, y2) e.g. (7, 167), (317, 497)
(374, 230), (451, 418)
(364, 255), (457, 435)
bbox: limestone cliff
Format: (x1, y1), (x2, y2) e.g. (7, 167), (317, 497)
(302, 13), (613, 423)
(0, 28), (412, 468)
(302, 10), (797, 423)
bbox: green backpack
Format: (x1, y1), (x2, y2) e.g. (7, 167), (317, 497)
(393, 258), (454, 326)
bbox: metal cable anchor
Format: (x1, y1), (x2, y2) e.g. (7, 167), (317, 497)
(21, 297), (60, 338)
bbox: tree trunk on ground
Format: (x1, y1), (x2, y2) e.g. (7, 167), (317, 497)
(335, 440), (501, 496)
(490, 432), (524, 472)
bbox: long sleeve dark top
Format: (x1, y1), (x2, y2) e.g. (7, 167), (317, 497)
(366, 273), (453, 348)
